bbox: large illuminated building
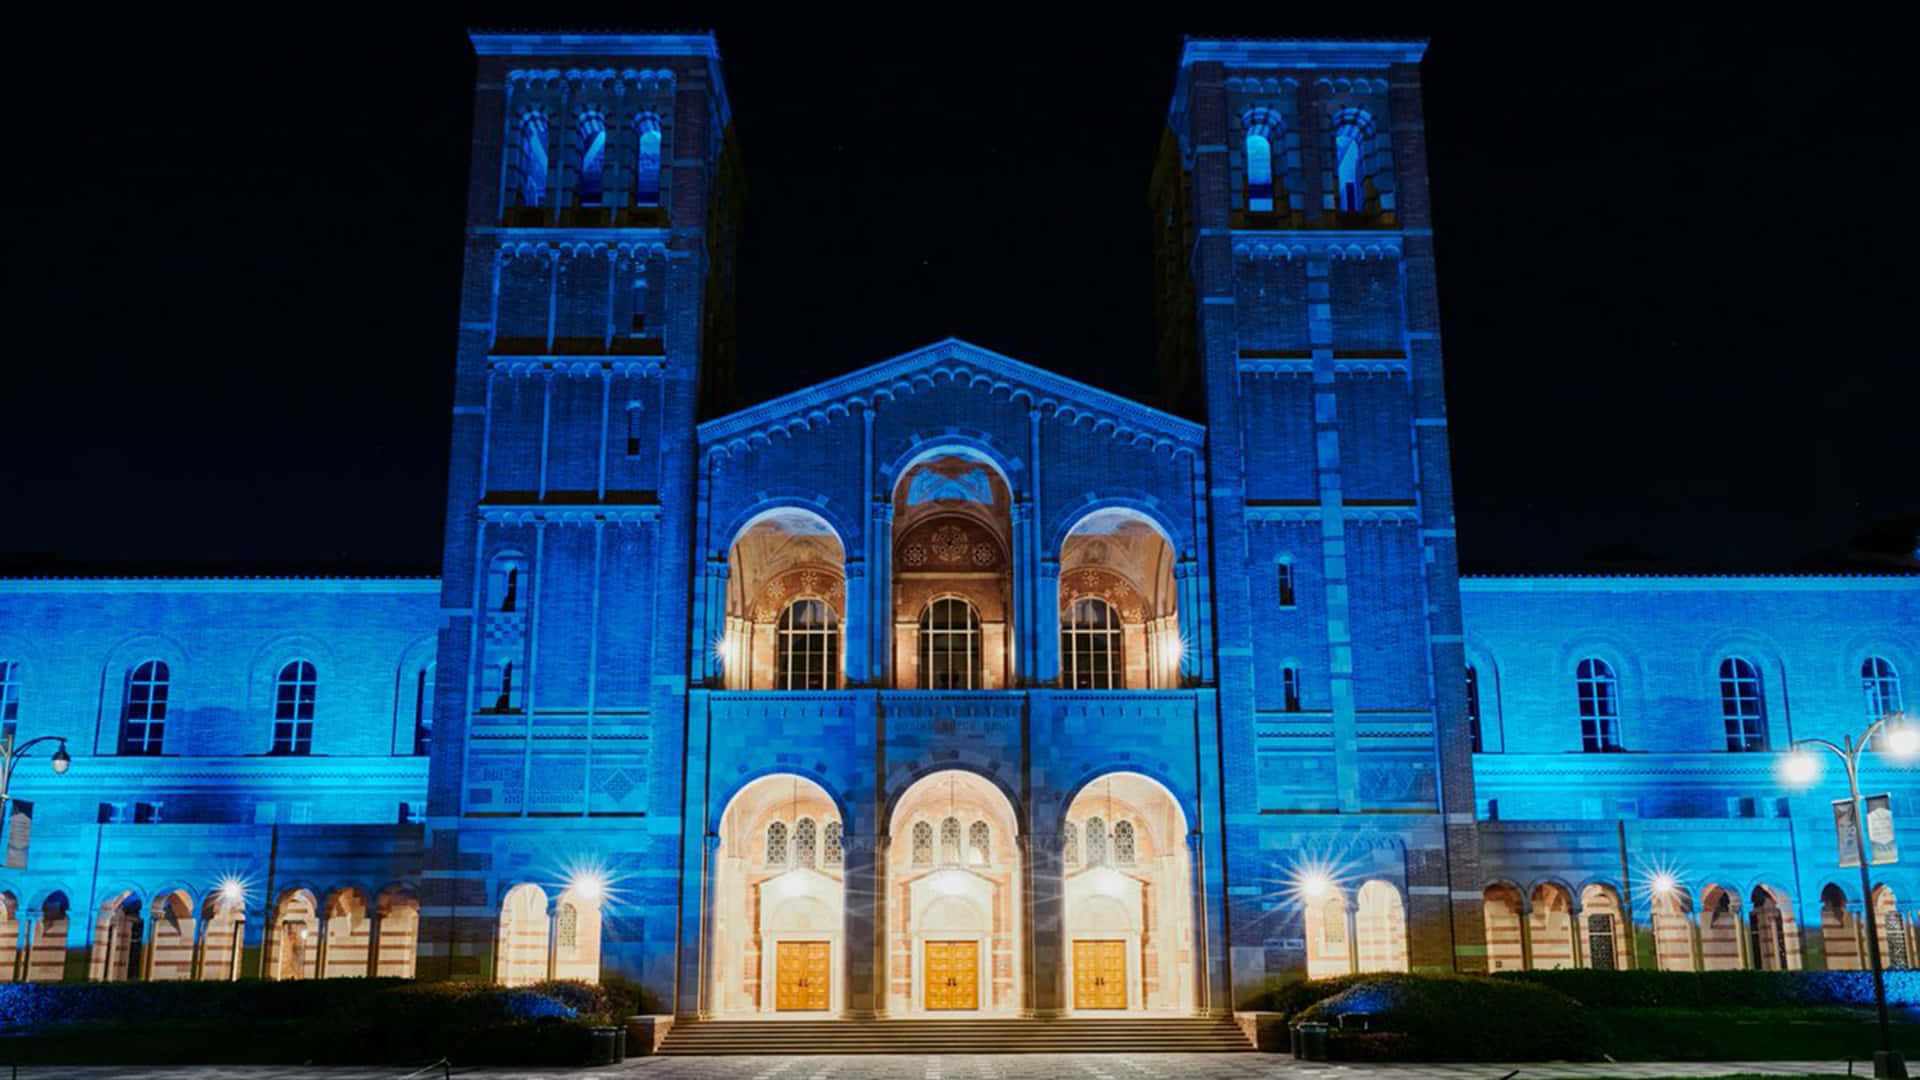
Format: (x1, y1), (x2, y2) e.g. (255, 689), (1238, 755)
(1, 32), (1915, 1024)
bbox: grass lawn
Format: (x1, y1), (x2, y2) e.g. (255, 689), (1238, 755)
(1597, 1005), (1920, 1061)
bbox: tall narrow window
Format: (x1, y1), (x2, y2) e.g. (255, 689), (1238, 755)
(920, 598), (981, 690)
(412, 665), (434, 757)
(1332, 113), (1370, 214)
(1864, 657), (1905, 722)
(1577, 657), (1623, 752)
(120, 660), (170, 756)
(969, 820), (990, 866)
(271, 660), (317, 756)
(633, 114), (662, 206)
(794, 817), (818, 867)
(1113, 820), (1137, 866)
(1466, 666), (1482, 753)
(777, 599), (840, 690)
(940, 816), (962, 865)
(823, 821), (844, 867)
(1062, 821), (1079, 866)
(765, 820), (788, 866)
(493, 661), (518, 713)
(0, 659), (18, 744)
(501, 568), (519, 612)
(1282, 666), (1302, 713)
(1246, 129), (1275, 212)
(576, 112), (606, 205)
(1061, 597), (1122, 690)
(911, 820), (934, 867)
(517, 111), (549, 208)
(1277, 562), (1296, 607)
(1085, 816), (1109, 866)
(1719, 657), (1767, 751)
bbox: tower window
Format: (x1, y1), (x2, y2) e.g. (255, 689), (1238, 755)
(517, 111), (549, 208)
(120, 660), (170, 756)
(412, 665), (434, 757)
(625, 403), (645, 455)
(1062, 820), (1079, 866)
(776, 599), (840, 690)
(0, 659), (18, 744)
(633, 114), (662, 206)
(1085, 816), (1109, 866)
(492, 661), (518, 713)
(1061, 597), (1122, 690)
(1277, 562), (1297, 607)
(919, 597), (981, 690)
(940, 816), (962, 865)
(1576, 657), (1623, 752)
(271, 660), (317, 756)
(1247, 130), (1275, 212)
(1332, 111), (1373, 214)
(1719, 657), (1767, 751)
(1113, 820), (1137, 866)
(576, 112), (607, 205)
(1466, 666), (1482, 753)
(794, 817), (817, 867)
(1282, 666), (1302, 713)
(1864, 656), (1905, 722)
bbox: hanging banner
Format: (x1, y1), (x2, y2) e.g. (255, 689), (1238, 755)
(1836, 798), (1862, 868)
(1866, 793), (1898, 866)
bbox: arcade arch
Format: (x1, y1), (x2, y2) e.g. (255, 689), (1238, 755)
(1651, 885), (1696, 971)
(710, 773), (845, 1014)
(1061, 772), (1195, 1012)
(892, 452), (1014, 689)
(494, 879), (604, 986)
(1059, 509), (1182, 689)
(1822, 884), (1862, 971)
(723, 509), (847, 690)
(888, 769), (1021, 1014)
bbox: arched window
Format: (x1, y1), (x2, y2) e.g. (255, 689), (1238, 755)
(517, 111), (549, 208)
(1719, 657), (1767, 751)
(969, 820), (990, 866)
(1085, 816), (1109, 866)
(1322, 897), (1347, 946)
(412, 664), (435, 757)
(120, 660), (170, 756)
(911, 820), (934, 867)
(1864, 657), (1905, 722)
(1282, 665), (1302, 713)
(823, 821), (844, 867)
(491, 660), (519, 713)
(920, 598), (981, 690)
(1246, 128), (1275, 212)
(0, 659), (19, 743)
(487, 555), (525, 614)
(1277, 562), (1297, 607)
(557, 902), (579, 949)
(271, 660), (317, 756)
(765, 820), (788, 866)
(1466, 666), (1482, 753)
(940, 816), (962, 865)
(794, 817), (817, 867)
(1062, 820), (1079, 867)
(1113, 820), (1137, 866)
(633, 114), (662, 207)
(576, 112), (606, 205)
(777, 599), (840, 690)
(1332, 112), (1371, 214)
(1061, 597), (1122, 690)
(1576, 658), (1622, 752)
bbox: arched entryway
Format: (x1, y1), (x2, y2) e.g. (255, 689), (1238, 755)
(146, 890), (196, 981)
(267, 889), (319, 981)
(1528, 883), (1576, 969)
(1482, 884), (1526, 972)
(1749, 885), (1800, 970)
(1355, 880), (1409, 972)
(1061, 772), (1196, 1012)
(1580, 884), (1626, 970)
(197, 891), (246, 981)
(375, 887), (421, 978)
(710, 773), (845, 1014)
(1651, 885), (1696, 971)
(27, 892), (70, 982)
(1700, 885), (1744, 969)
(1303, 883), (1353, 978)
(90, 891), (143, 982)
(1822, 884), (1862, 971)
(887, 769), (1021, 1014)
(496, 883), (549, 986)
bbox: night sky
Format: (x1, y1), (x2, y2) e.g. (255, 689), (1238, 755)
(4, 11), (1909, 577)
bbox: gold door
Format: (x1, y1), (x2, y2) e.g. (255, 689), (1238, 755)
(1072, 939), (1127, 1009)
(924, 940), (979, 1010)
(775, 940), (831, 1011)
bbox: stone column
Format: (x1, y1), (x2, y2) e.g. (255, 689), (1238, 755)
(365, 905), (386, 978)
(1024, 830), (1067, 1016)
(841, 828), (879, 1018)
(14, 912), (34, 982)
(1569, 902), (1586, 969)
(1690, 910), (1705, 972)
(1517, 898), (1535, 971)
(1345, 900), (1361, 974)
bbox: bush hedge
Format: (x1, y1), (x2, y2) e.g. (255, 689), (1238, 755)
(1495, 969), (1920, 1009)
(1292, 974), (1602, 1062)
(0, 978), (627, 1067)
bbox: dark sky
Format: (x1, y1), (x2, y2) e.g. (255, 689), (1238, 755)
(3, 11), (1910, 576)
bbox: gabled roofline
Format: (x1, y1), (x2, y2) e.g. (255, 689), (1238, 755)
(1179, 37), (1429, 67)
(697, 338), (1206, 448)
(469, 30), (722, 58)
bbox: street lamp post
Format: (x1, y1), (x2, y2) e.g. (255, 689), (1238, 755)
(0, 732), (72, 809)
(1785, 711), (1915, 1080)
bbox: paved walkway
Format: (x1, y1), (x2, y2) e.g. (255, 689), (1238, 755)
(0, 1057), (1859, 1080)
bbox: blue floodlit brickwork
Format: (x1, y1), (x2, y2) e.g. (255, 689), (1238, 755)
(0, 32), (1914, 1010)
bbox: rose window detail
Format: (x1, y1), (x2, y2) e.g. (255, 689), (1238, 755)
(930, 525), (969, 563)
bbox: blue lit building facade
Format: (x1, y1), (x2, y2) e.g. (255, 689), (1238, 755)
(0, 33), (1915, 1012)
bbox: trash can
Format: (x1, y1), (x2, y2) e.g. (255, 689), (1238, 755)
(1337, 1011), (1371, 1032)
(614, 1025), (629, 1061)
(1288, 1022), (1304, 1057)
(586, 1025), (621, 1066)
(1294, 1021), (1330, 1061)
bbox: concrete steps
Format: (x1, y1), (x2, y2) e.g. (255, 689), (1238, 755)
(657, 1016), (1253, 1055)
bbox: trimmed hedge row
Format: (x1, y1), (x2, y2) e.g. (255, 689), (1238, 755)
(1495, 969), (1920, 1009)
(0, 979), (622, 1067)
(1291, 974), (1602, 1062)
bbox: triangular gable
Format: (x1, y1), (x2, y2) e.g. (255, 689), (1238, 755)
(697, 338), (1206, 453)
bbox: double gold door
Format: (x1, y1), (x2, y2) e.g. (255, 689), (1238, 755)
(1073, 939), (1127, 1009)
(775, 940), (831, 1011)
(924, 940), (979, 1010)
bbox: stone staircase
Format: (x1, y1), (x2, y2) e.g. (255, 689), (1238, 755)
(657, 1016), (1254, 1055)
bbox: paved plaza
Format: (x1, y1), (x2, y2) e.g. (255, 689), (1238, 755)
(0, 1057), (1860, 1080)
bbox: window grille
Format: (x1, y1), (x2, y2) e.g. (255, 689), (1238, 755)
(576, 112), (606, 205)
(823, 821), (843, 867)
(272, 660), (317, 755)
(517, 111), (549, 207)
(765, 821), (788, 866)
(633, 114), (663, 206)
(1247, 129), (1274, 212)
(1576, 658), (1622, 751)
(795, 817), (817, 867)
(1086, 816), (1109, 866)
(777, 599), (839, 690)
(920, 598), (981, 689)
(557, 903), (578, 949)
(1113, 820), (1137, 865)
(940, 816), (962, 865)
(1332, 112), (1371, 213)
(121, 660), (170, 756)
(1719, 657), (1767, 751)
(912, 820), (933, 867)
(969, 820), (990, 866)
(1062, 597), (1122, 690)
(1062, 821), (1079, 866)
